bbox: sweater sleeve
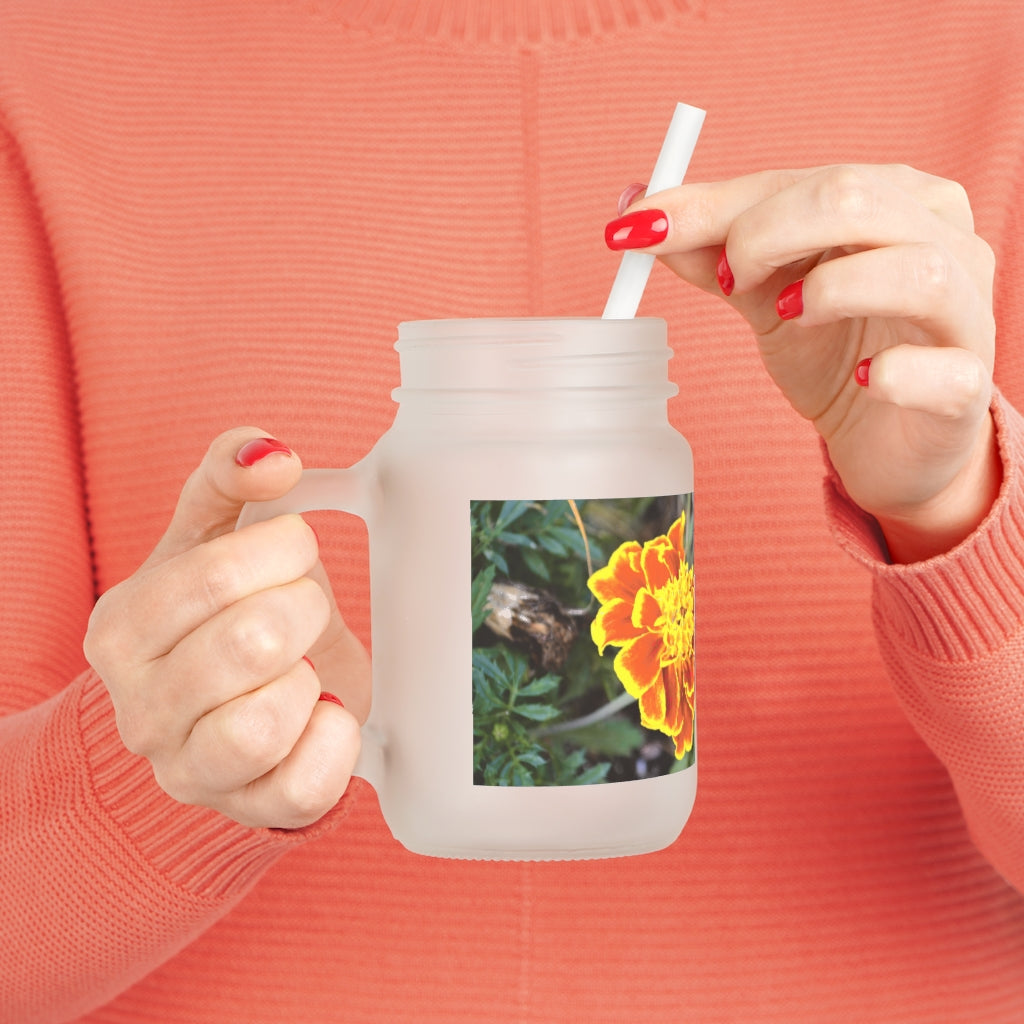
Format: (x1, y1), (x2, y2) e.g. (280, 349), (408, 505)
(825, 392), (1024, 894)
(0, 129), (351, 1022)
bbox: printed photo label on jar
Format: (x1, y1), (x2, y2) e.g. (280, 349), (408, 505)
(470, 494), (695, 787)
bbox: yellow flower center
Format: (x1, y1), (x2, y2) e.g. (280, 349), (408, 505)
(653, 564), (695, 668)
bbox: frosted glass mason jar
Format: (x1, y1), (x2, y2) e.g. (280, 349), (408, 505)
(239, 318), (696, 860)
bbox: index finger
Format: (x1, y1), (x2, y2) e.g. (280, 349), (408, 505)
(118, 513), (320, 661)
(627, 163), (975, 257)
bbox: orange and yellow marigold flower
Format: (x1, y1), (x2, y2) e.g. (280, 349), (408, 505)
(587, 513), (695, 759)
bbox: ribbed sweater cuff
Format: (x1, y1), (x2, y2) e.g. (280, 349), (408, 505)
(77, 669), (354, 903)
(825, 391), (1024, 661)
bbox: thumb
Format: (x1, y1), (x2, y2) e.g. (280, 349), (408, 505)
(145, 427), (304, 567)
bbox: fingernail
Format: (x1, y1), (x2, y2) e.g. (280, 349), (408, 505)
(604, 208), (669, 250)
(776, 280), (804, 320)
(302, 655), (316, 672)
(235, 437), (293, 468)
(855, 357), (872, 387)
(318, 691), (345, 708)
(616, 182), (648, 216)
(716, 247), (734, 296)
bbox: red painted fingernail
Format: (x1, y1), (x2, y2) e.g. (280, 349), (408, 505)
(716, 247), (734, 296)
(855, 357), (872, 387)
(302, 655), (316, 672)
(318, 691), (345, 708)
(604, 208), (669, 250)
(235, 437), (293, 467)
(776, 279), (804, 320)
(616, 182), (648, 216)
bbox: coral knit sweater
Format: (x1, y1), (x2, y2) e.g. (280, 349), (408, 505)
(2, 1), (1023, 1021)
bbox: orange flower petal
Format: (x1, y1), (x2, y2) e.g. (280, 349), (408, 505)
(623, 542), (643, 577)
(661, 665), (680, 730)
(668, 513), (684, 554)
(674, 713), (694, 758)
(613, 632), (663, 697)
(675, 687), (695, 753)
(637, 673), (667, 728)
(641, 535), (678, 593)
(631, 587), (662, 631)
(587, 540), (643, 603)
(591, 598), (642, 654)
(661, 661), (690, 736)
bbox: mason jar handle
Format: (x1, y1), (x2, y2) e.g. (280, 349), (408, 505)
(236, 465), (386, 793)
(235, 467), (372, 526)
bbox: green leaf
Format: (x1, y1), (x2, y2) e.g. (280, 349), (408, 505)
(554, 748), (587, 776)
(520, 546), (551, 581)
(497, 500), (532, 529)
(500, 758), (536, 786)
(483, 549), (509, 575)
(539, 500), (569, 524)
(470, 563), (498, 631)
(471, 647), (499, 681)
(488, 753), (511, 784)
(471, 648), (506, 712)
(550, 524), (589, 557)
(513, 702), (561, 723)
(536, 533), (567, 556)
(558, 717), (645, 758)
(497, 530), (533, 548)
(517, 750), (548, 769)
(574, 762), (612, 785)
(493, 645), (530, 685)
(517, 673), (560, 698)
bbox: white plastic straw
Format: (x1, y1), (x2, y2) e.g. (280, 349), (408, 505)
(602, 102), (706, 319)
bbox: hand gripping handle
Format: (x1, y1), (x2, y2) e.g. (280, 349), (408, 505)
(236, 465), (386, 792)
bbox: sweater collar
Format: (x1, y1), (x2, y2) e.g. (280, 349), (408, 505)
(326, 0), (703, 44)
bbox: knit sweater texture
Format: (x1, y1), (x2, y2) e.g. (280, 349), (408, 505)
(1, 1), (1023, 1021)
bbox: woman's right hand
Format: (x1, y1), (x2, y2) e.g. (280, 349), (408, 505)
(608, 164), (998, 562)
(84, 428), (369, 830)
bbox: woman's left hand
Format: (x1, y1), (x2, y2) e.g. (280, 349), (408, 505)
(607, 164), (1000, 562)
